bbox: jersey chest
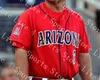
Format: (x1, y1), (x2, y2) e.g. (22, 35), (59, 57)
(32, 13), (81, 48)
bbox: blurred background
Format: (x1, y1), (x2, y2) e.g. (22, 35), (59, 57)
(0, 0), (100, 80)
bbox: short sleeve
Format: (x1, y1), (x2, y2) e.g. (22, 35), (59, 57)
(79, 19), (91, 53)
(9, 9), (32, 50)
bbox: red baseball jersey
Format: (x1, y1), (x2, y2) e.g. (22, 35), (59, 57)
(9, 2), (91, 79)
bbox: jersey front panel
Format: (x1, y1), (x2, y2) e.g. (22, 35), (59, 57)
(9, 2), (91, 79)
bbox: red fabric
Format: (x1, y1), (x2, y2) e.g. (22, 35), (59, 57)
(9, 2), (91, 79)
(12, 42), (29, 50)
(43, 2), (64, 24)
(79, 19), (91, 53)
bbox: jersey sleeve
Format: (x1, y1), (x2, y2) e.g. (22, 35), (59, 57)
(9, 9), (32, 50)
(79, 18), (91, 53)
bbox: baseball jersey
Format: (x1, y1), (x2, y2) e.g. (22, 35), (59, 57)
(9, 2), (91, 79)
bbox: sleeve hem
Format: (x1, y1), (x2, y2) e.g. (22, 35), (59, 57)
(79, 47), (91, 53)
(9, 36), (30, 50)
(12, 42), (29, 51)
